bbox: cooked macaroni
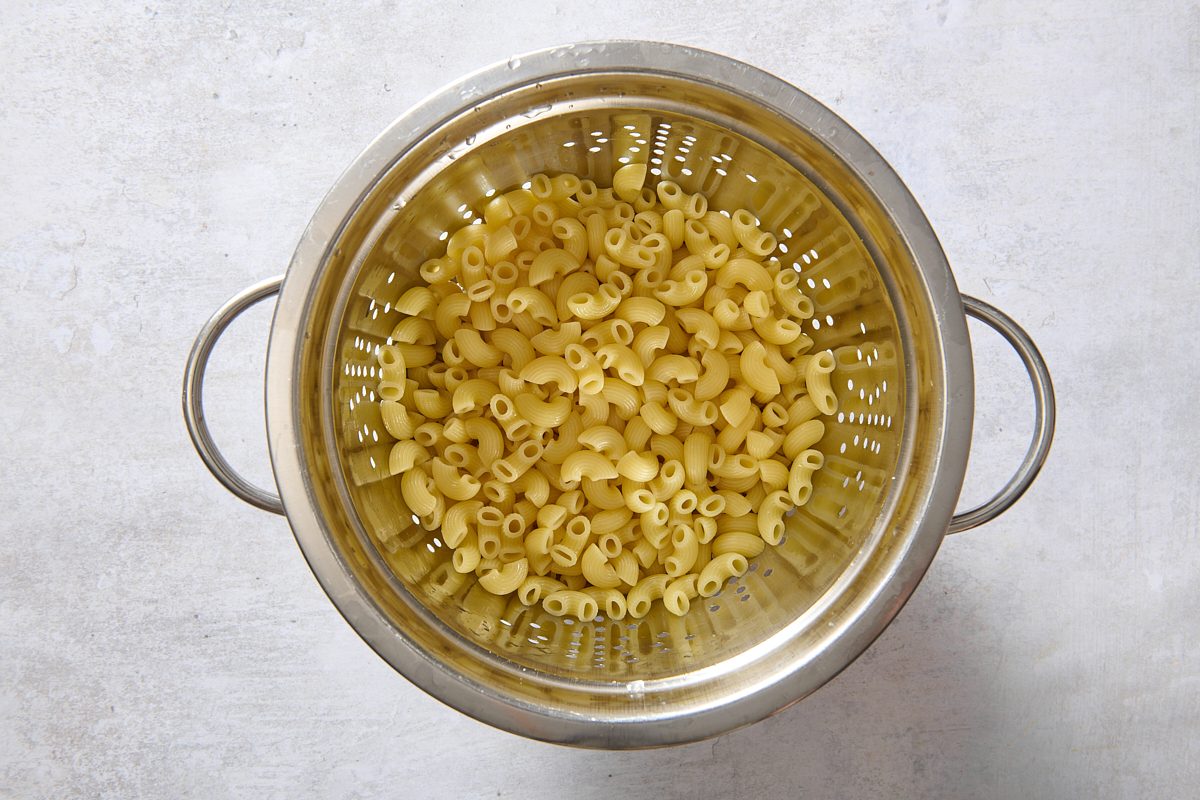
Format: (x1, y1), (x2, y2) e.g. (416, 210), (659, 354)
(377, 169), (836, 620)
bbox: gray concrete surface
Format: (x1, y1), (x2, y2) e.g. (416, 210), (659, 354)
(1, 1), (1197, 798)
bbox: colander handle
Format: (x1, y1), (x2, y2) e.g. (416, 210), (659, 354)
(182, 275), (286, 515)
(948, 295), (1056, 533)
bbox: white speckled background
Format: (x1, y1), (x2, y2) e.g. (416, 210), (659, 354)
(2, 1), (1197, 798)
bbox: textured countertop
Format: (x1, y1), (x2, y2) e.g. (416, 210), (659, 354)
(2, 2), (1197, 798)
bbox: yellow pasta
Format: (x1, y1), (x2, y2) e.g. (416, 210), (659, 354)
(612, 162), (649, 203)
(376, 168), (835, 619)
(615, 296), (667, 327)
(666, 388), (718, 426)
(542, 590), (599, 621)
(506, 287), (557, 327)
(478, 558), (528, 595)
(567, 282), (623, 320)
(711, 530), (767, 559)
(430, 458), (481, 502)
(782, 419), (826, 461)
(627, 574), (671, 619)
(661, 207), (686, 250)
(380, 401), (418, 440)
(739, 341), (781, 396)
(387, 440), (429, 476)
(630, 325), (670, 366)
(615, 451), (659, 482)
(654, 270), (707, 305)
(757, 490), (792, 545)
(517, 575), (566, 606)
(531, 321), (581, 356)
(697, 553), (750, 597)
(399, 467), (438, 517)
(674, 308), (720, 350)
(662, 574), (699, 616)
(453, 329), (503, 368)
(621, 481), (657, 513)
(389, 288), (433, 319)
(580, 544), (622, 589)
(731, 209), (778, 257)
(788, 448), (824, 506)
(491, 440), (543, 483)
(665, 524), (699, 577)
(596, 343), (645, 385)
(645, 354), (699, 384)
(513, 393), (572, 427)
(519, 355), (578, 393)
(529, 248), (579, 287)
(599, 379), (641, 420)
(560, 450), (619, 483)
(577, 424), (627, 458)
(582, 477), (626, 511)
(805, 349), (838, 415)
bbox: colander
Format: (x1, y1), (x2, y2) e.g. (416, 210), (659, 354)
(182, 41), (1055, 748)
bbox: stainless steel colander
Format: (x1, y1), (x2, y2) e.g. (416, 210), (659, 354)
(182, 41), (1055, 748)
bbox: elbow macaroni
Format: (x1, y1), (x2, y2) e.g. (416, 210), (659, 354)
(377, 167), (836, 619)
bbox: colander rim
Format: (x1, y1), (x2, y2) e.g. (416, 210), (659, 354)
(264, 39), (973, 748)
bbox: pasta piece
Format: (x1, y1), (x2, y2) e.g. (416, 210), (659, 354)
(542, 590), (599, 621)
(665, 524), (699, 577)
(616, 451), (659, 482)
(491, 440), (544, 483)
(804, 349), (838, 415)
(627, 574), (671, 619)
(667, 388), (718, 426)
(662, 574), (699, 616)
(631, 325), (670, 366)
(613, 163), (648, 203)
(611, 550), (639, 587)
(478, 558), (529, 595)
(513, 393), (572, 427)
(388, 440), (429, 476)
(399, 467), (438, 517)
(577, 424), (628, 459)
(567, 282), (623, 320)
(560, 451), (619, 483)
(583, 586), (628, 620)
(519, 355), (578, 393)
(580, 544), (622, 589)
(582, 477), (626, 511)
(697, 553), (749, 597)
(675, 308), (720, 350)
(787, 448), (824, 506)
(654, 270), (707, 305)
(646, 354), (699, 384)
(731, 209), (778, 257)
(616, 296), (667, 327)
(739, 341), (781, 396)
(430, 459), (481, 501)
(596, 343), (645, 385)
(757, 490), (793, 545)
(529, 248), (580, 287)
(517, 575), (566, 606)
(782, 419), (826, 461)
(530, 321), (581, 355)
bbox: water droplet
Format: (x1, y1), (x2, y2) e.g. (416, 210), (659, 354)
(522, 103), (552, 119)
(507, 56), (521, 69)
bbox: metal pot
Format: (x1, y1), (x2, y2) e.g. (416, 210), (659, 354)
(183, 41), (1054, 748)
